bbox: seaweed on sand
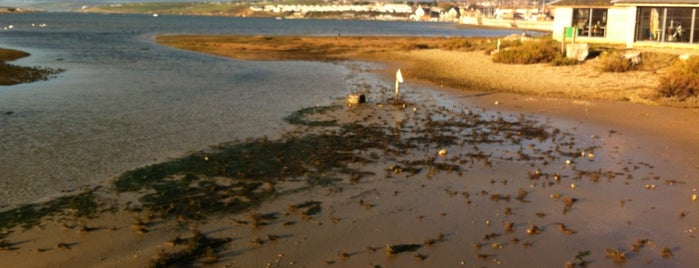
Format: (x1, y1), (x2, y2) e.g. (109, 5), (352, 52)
(385, 243), (422, 255)
(114, 121), (397, 219)
(0, 191), (100, 230)
(150, 231), (231, 268)
(113, 101), (562, 222)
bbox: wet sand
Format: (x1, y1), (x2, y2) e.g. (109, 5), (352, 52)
(1, 39), (698, 267)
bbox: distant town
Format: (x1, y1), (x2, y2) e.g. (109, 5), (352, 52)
(3, 1), (555, 31)
(245, 2), (553, 30)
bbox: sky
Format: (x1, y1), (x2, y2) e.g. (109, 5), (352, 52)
(3, 0), (232, 11)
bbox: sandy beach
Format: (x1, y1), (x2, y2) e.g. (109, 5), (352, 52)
(1, 36), (698, 267)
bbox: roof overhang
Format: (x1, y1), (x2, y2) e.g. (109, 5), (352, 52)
(612, 0), (699, 4)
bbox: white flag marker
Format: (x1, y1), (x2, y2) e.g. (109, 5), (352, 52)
(395, 69), (404, 101)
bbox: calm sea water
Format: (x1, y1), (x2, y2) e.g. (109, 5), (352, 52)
(0, 13), (535, 207)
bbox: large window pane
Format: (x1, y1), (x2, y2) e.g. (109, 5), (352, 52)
(590, 8), (607, 37)
(637, 7), (697, 43)
(636, 7), (655, 41)
(573, 8), (591, 36)
(572, 8), (607, 38)
(665, 7), (692, 42)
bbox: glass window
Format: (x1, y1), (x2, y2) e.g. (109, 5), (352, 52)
(637, 7), (696, 43)
(665, 8), (692, 42)
(635, 7), (656, 41)
(572, 8), (607, 38)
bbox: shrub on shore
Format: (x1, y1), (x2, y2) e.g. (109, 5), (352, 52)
(596, 51), (636, 72)
(596, 51), (677, 73)
(656, 56), (699, 99)
(491, 38), (561, 64)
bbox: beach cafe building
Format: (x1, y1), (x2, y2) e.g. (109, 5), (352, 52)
(552, 0), (699, 48)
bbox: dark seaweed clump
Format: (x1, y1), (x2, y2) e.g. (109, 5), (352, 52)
(0, 63), (63, 86)
(114, 122), (396, 219)
(149, 231), (231, 268)
(0, 191), (100, 230)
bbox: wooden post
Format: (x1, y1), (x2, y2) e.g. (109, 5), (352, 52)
(561, 28), (566, 54)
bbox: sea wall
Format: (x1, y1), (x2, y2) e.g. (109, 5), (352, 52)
(461, 17), (553, 32)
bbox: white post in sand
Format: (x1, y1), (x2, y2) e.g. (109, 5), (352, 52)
(395, 69), (404, 102)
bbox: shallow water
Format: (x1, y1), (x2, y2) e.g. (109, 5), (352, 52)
(0, 13), (539, 207)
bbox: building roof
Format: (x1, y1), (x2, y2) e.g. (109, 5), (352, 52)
(612, 0), (699, 4)
(551, 0), (613, 6)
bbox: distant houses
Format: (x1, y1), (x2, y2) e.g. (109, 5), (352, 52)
(552, 0), (699, 48)
(248, 3), (555, 29)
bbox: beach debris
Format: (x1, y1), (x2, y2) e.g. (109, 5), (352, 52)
(414, 253), (428, 261)
(424, 233), (445, 246)
(385, 243), (422, 256)
(199, 247), (218, 264)
(662, 247), (673, 258)
(526, 224), (541, 235)
(504, 221), (515, 232)
(132, 219), (149, 234)
(476, 253), (492, 260)
(151, 231), (231, 267)
(346, 93), (366, 106)
(56, 242), (72, 250)
(289, 201), (321, 219)
(483, 232), (500, 240)
(515, 188), (529, 202)
(337, 251), (351, 259)
(78, 225), (100, 233)
(557, 223), (577, 234)
(246, 211), (279, 227)
(631, 239), (649, 252)
(0, 240), (18, 251)
(563, 197), (577, 214)
(692, 194), (697, 202)
(250, 237), (264, 247)
(438, 148), (448, 156)
(605, 248), (627, 264)
(367, 245), (378, 253)
(267, 234), (280, 241)
(566, 250), (590, 268)
(504, 206), (513, 215)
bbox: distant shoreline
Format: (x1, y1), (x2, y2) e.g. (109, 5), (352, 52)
(0, 7), (42, 13)
(0, 47), (63, 86)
